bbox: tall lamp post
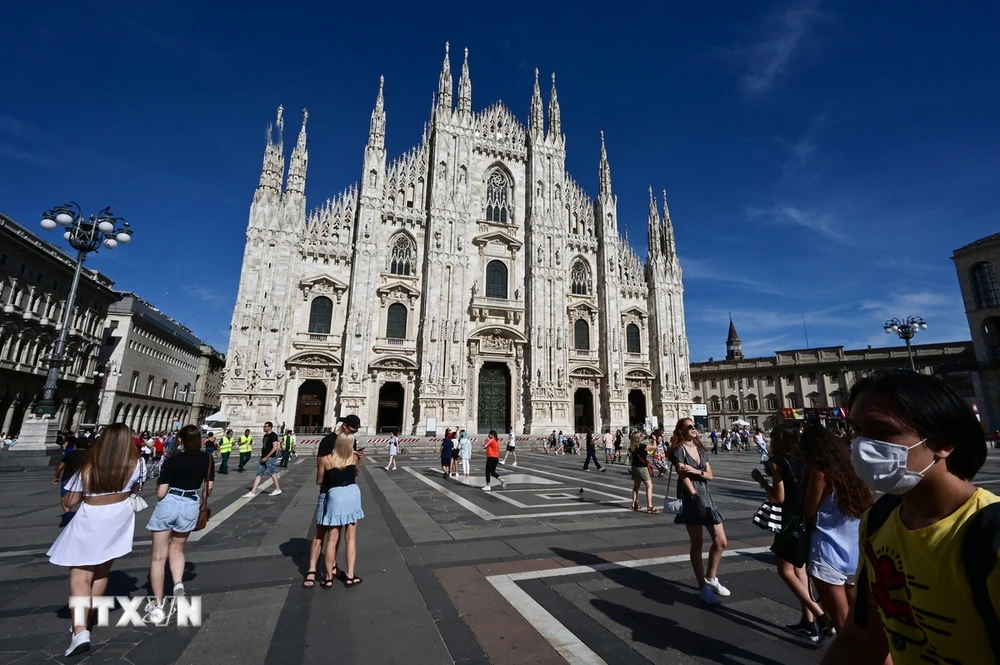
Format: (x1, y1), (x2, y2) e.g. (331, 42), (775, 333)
(35, 203), (132, 418)
(95, 361), (123, 428)
(884, 316), (928, 372)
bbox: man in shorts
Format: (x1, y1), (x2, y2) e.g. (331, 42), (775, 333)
(243, 421), (282, 498)
(500, 428), (517, 466)
(603, 430), (614, 464)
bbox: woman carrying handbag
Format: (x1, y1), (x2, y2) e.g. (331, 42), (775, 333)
(145, 425), (215, 623)
(628, 431), (658, 513)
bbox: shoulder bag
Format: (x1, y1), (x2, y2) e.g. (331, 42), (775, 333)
(194, 454), (212, 531)
(662, 451), (684, 514)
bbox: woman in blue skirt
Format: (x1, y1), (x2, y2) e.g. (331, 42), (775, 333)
(307, 433), (364, 589)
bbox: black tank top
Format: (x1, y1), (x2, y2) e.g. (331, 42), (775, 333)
(321, 465), (356, 493)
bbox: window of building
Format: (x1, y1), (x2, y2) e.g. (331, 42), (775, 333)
(749, 416), (759, 429)
(308, 296), (333, 335)
(173, 382), (179, 400)
(146, 375), (155, 396)
(570, 260), (591, 295)
(130, 371), (140, 393)
(786, 374), (795, 384)
(727, 378), (735, 389)
(626, 324), (641, 353)
(693, 379), (700, 389)
(785, 393), (800, 408)
(830, 390), (843, 406)
(807, 373), (817, 383)
(710, 379), (717, 389)
(712, 418), (720, 430)
(485, 170), (512, 223)
(386, 303), (408, 339)
(574, 319), (590, 350)
(160, 379), (167, 398)
(746, 395), (759, 411)
(972, 262), (1000, 309)
(726, 396), (739, 411)
(709, 396), (721, 411)
(485, 260), (508, 299)
(388, 234), (416, 276)
(765, 395), (778, 410)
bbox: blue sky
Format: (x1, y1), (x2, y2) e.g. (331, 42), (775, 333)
(1, 1), (996, 360)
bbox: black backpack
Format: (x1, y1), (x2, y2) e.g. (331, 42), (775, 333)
(855, 493), (1000, 663)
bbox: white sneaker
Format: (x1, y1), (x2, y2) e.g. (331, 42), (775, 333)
(145, 602), (166, 624)
(64, 630), (91, 657)
(482, 485), (492, 491)
(269, 489), (282, 496)
(242, 492), (255, 498)
(499, 478), (506, 489)
(512, 462), (518, 467)
(699, 584), (722, 605)
(173, 583), (186, 596)
(705, 578), (731, 597)
(500, 460), (506, 465)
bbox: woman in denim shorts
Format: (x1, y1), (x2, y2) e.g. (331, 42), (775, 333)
(145, 425), (215, 622)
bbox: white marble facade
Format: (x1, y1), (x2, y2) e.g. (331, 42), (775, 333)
(220, 45), (693, 436)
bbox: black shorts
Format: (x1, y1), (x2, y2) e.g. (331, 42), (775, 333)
(506, 445), (516, 452)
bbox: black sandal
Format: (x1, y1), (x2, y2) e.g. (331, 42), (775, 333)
(302, 571), (317, 589)
(320, 572), (335, 589)
(330, 565), (346, 581)
(344, 575), (363, 587)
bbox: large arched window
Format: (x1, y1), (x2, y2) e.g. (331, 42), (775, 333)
(388, 233), (416, 276)
(785, 393), (800, 409)
(709, 396), (721, 411)
(485, 260), (508, 299)
(746, 394), (759, 411)
(570, 260), (591, 295)
(308, 297), (333, 334)
(726, 396), (739, 411)
(972, 262), (1000, 309)
(386, 303), (408, 339)
(626, 324), (641, 353)
(574, 319), (590, 350)
(485, 170), (512, 224)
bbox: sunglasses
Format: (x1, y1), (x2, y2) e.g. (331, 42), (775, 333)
(684, 424), (697, 431)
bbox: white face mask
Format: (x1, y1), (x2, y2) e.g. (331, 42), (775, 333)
(851, 436), (934, 495)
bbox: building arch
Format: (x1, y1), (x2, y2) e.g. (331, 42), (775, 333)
(485, 260), (509, 299)
(308, 296), (334, 334)
(626, 323), (641, 353)
(574, 319), (590, 350)
(386, 303), (408, 339)
(785, 393), (800, 409)
(387, 232), (417, 276)
(570, 259), (591, 295)
(484, 166), (513, 224)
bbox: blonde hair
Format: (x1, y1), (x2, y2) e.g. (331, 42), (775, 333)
(78, 423), (139, 494)
(328, 433), (356, 470)
(627, 431), (646, 454)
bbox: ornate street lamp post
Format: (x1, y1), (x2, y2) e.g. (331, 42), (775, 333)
(95, 361), (123, 428)
(35, 203), (132, 417)
(884, 316), (928, 372)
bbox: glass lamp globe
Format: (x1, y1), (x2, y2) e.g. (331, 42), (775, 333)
(63, 231), (72, 240)
(55, 212), (74, 225)
(883, 327), (891, 334)
(891, 325), (899, 332)
(41, 218), (57, 230)
(98, 220), (114, 233)
(116, 232), (131, 244)
(104, 238), (118, 249)
(920, 322), (928, 330)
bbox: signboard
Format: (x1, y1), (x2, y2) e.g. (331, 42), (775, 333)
(644, 416), (659, 434)
(690, 404), (709, 430)
(425, 417), (437, 437)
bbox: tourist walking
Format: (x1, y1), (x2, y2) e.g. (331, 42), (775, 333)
(710, 428), (719, 454)
(652, 431), (669, 477)
(203, 431), (217, 456)
(385, 430), (399, 471)
(279, 429), (296, 467)
(751, 422), (832, 641)
(217, 429), (234, 474)
(307, 433), (364, 589)
(458, 429), (472, 476)
(237, 429), (253, 472)
(799, 425), (873, 632)
(557, 430), (566, 455)
(501, 428), (518, 466)
(614, 429), (624, 463)
(47, 424), (146, 657)
(145, 425), (214, 622)
(668, 417), (729, 605)
(582, 427), (605, 472)
(440, 430), (455, 478)
(604, 430), (615, 464)
(243, 421), (283, 497)
(450, 429), (461, 476)
(822, 370), (999, 665)
(629, 431), (658, 512)
(54, 437), (90, 527)
(482, 429), (505, 491)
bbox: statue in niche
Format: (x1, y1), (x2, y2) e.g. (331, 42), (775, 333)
(368, 170), (377, 187)
(459, 167), (467, 184)
(514, 287), (521, 301)
(614, 370), (620, 387)
(428, 360), (436, 382)
(350, 357), (359, 381)
(537, 247), (544, 264)
(438, 162), (446, 180)
(555, 249), (561, 265)
(451, 362), (459, 384)
(536, 368), (543, 386)
(457, 235), (464, 251)
(680, 372), (688, 390)
(557, 367), (564, 386)
(471, 280), (479, 296)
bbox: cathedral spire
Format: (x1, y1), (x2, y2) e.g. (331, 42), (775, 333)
(598, 131), (612, 198)
(284, 109), (308, 195)
(368, 75), (386, 149)
(530, 68), (544, 138)
(437, 42), (453, 114)
(457, 47), (472, 115)
(662, 188), (677, 259)
(647, 185), (661, 249)
(726, 315), (744, 361)
(257, 105), (285, 192)
(547, 72), (561, 137)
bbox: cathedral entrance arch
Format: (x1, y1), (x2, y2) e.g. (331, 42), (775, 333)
(376, 382), (405, 434)
(295, 380), (326, 433)
(628, 389), (647, 427)
(574, 388), (594, 433)
(477, 362), (510, 434)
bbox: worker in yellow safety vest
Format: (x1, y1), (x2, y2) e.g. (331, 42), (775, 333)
(238, 429), (253, 472)
(279, 430), (296, 468)
(218, 429), (235, 474)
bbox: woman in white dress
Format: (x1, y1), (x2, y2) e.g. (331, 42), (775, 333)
(47, 423), (145, 657)
(458, 429), (472, 477)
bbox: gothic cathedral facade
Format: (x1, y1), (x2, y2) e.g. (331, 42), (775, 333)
(220, 45), (693, 436)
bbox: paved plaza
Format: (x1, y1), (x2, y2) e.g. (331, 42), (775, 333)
(3, 446), (1000, 664)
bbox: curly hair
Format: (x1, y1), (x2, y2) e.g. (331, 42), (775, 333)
(768, 421), (802, 459)
(800, 425), (874, 519)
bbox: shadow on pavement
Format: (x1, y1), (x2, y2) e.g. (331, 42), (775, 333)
(550, 547), (808, 664)
(279, 537), (311, 575)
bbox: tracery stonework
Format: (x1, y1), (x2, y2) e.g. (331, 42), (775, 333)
(220, 46), (692, 436)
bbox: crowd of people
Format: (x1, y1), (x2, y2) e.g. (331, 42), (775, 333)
(42, 368), (999, 663)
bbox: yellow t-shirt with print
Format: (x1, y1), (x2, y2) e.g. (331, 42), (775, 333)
(858, 487), (1000, 664)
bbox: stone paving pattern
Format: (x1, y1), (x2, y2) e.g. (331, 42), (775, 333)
(2, 447), (998, 664)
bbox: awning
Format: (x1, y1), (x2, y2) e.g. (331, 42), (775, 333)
(204, 410), (229, 423)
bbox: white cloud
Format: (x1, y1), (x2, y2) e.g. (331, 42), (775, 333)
(746, 204), (848, 244)
(730, 0), (829, 97)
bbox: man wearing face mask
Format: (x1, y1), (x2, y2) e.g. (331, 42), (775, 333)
(822, 369), (1000, 665)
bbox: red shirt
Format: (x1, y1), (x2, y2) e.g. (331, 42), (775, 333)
(154, 439), (164, 452)
(485, 436), (499, 458)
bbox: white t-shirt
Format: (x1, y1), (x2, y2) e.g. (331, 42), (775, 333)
(507, 433), (516, 447)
